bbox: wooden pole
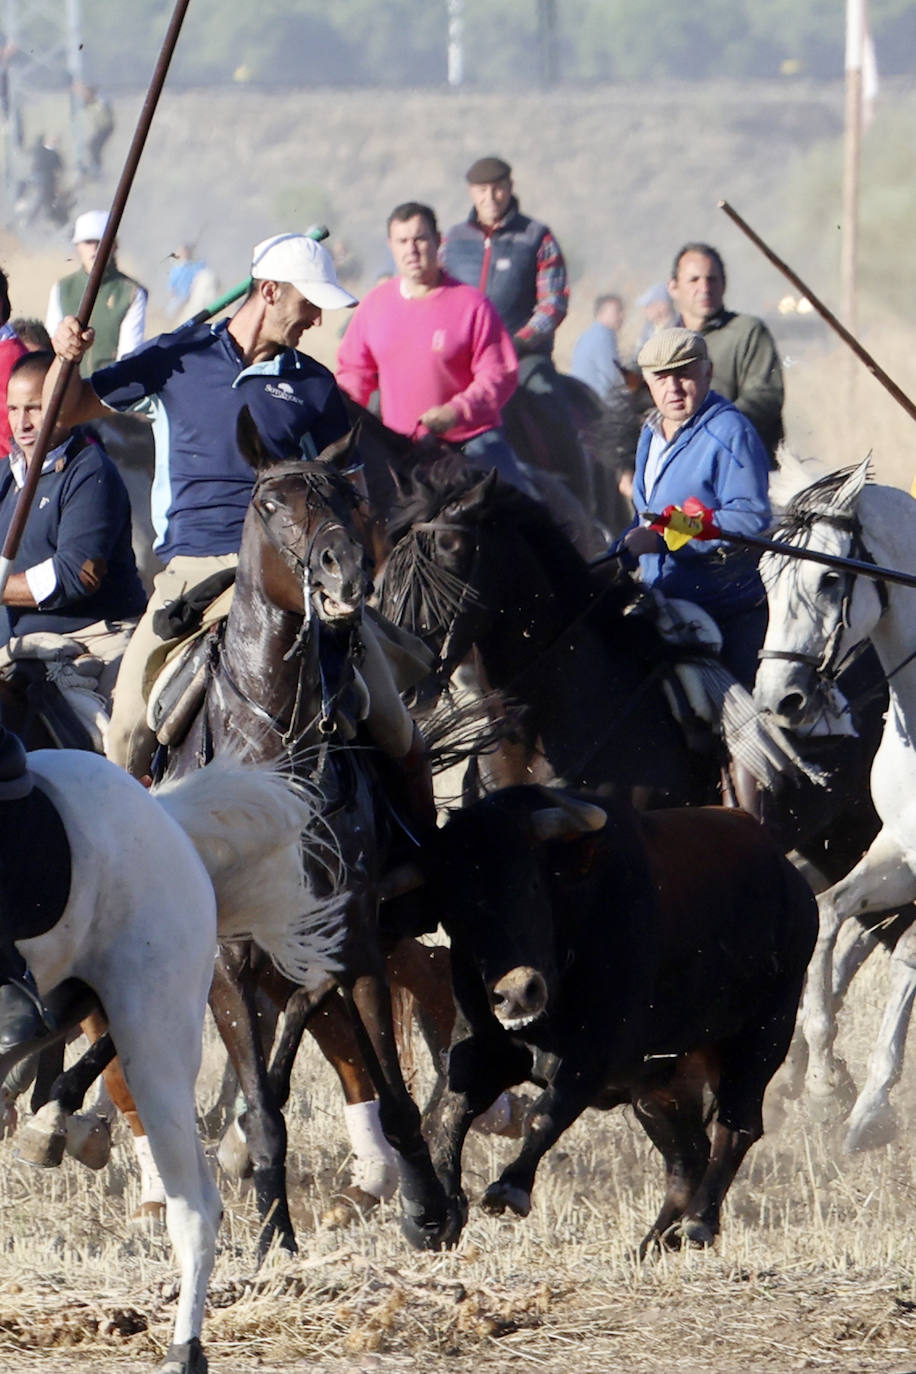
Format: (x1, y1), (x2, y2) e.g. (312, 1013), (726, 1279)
(718, 200), (916, 427)
(0, 0), (192, 598)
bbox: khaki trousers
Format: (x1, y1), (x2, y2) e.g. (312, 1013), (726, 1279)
(106, 553), (238, 776)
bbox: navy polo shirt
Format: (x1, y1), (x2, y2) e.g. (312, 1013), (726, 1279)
(0, 432), (146, 639)
(92, 321), (350, 562)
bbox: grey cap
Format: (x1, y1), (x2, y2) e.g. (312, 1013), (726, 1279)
(637, 327), (708, 372)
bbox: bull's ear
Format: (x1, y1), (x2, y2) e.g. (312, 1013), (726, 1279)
(236, 405), (272, 472)
(531, 797), (607, 843)
(320, 421), (362, 472)
(378, 861), (425, 901)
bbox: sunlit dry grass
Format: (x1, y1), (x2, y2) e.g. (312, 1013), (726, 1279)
(0, 949), (914, 1373)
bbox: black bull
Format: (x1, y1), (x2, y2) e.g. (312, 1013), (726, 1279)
(390, 788), (817, 1253)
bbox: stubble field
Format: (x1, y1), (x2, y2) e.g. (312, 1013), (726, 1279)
(0, 948), (914, 1374)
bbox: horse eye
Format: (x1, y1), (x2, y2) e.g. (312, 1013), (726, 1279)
(820, 570), (842, 592)
(262, 500), (278, 515)
(437, 531), (463, 557)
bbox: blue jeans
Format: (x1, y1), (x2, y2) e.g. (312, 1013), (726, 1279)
(462, 428), (540, 500)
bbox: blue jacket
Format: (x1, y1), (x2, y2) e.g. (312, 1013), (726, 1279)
(0, 430), (146, 639)
(624, 390), (770, 615)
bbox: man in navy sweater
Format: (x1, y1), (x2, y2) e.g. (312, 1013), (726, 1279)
(1, 350), (145, 699)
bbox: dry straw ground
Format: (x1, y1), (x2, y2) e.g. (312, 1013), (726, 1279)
(0, 947), (915, 1374)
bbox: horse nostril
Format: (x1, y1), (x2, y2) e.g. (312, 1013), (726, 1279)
(321, 548), (339, 572)
(778, 691), (806, 720)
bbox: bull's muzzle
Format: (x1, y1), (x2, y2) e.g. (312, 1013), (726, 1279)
(491, 967), (548, 1029)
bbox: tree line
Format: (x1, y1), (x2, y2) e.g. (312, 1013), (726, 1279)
(68, 0), (916, 92)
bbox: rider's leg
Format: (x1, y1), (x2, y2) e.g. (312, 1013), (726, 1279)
(106, 554), (236, 776)
(360, 620), (436, 836)
(0, 726), (50, 1049)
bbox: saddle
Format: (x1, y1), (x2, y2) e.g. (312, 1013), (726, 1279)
(0, 776), (72, 941)
(0, 639), (106, 754)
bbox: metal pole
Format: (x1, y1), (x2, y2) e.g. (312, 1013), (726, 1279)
(640, 514), (916, 593)
(447, 0), (464, 88)
(718, 200), (916, 427)
(0, 0), (192, 598)
(842, 0), (866, 333)
(65, 0), (86, 182)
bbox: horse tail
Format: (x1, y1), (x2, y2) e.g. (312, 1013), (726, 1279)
(152, 758), (345, 989)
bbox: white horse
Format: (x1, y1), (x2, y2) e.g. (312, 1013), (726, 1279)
(5, 748), (342, 1374)
(755, 458), (916, 1150)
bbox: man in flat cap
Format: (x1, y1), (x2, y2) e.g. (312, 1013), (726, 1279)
(442, 157), (590, 505)
(668, 242), (783, 460)
(617, 326), (770, 688)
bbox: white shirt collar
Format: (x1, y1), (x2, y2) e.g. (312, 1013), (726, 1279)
(8, 439), (70, 489)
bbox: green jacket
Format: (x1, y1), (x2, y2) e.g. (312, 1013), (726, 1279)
(58, 263), (144, 374)
(699, 309), (783, 458)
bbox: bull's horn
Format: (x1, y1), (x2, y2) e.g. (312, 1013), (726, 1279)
(378, 862), (425, 901)
(531, 799), (607, 842)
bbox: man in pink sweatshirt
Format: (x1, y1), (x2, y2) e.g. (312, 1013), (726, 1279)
(336, 202), (536, 494)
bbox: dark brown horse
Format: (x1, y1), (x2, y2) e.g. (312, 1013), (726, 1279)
(159, 410), (452, 1254)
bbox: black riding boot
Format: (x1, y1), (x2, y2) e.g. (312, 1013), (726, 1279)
(0, 945), (51, 1052)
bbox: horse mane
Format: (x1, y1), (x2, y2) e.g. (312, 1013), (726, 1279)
(387, 455), (634, 624)
(771, 459), (873, 541)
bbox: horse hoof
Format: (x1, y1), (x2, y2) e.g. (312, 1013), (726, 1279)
(158, 1336), (207, 1373)
(481, 1181), (531, 1218)
(131, 1200), (167, 1226)
(216, 1119), (252, 1180)
(15, 1106), (67, 1168)
(321, 1186), (382, 1229)
(64, 1113), (112, 1170)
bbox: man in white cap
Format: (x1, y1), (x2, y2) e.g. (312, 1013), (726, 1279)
(47, 231), (358, 776)
(45, 211), (147, 374)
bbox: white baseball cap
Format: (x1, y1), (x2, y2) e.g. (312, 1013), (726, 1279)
(250, 233), (357, 310)
(72, 209), (109, 244)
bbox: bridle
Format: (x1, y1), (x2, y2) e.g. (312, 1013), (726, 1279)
(220, 462), (366, 748)
(380, 518), (484, 697)
(758, 511), (889, 682)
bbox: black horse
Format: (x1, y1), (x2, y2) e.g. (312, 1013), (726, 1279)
(376, 456), (885, 876)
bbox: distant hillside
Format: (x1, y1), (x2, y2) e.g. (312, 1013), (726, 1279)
(3, 78), (915, 484)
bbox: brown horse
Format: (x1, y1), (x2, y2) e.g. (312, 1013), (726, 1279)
(155, 410), (453, 1255)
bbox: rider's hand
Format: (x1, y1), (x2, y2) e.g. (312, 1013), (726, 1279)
(418, 404), (459, 435)
(621, 525), (664, 557)
(52, 316), (94, 364)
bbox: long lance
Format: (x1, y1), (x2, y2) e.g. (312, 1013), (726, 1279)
(640, 511), (916, 593)
(0, 0), (192, 599)
(718, 199), (916, 426)
(181, 224), (331, 330)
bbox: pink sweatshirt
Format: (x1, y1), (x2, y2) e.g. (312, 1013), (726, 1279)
(336, 274), (518, 442)
(0, 327), (27, 459)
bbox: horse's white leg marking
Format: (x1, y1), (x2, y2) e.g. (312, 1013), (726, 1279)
(844, 923), (916, 1152)
(805, 827), (916, 1112)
